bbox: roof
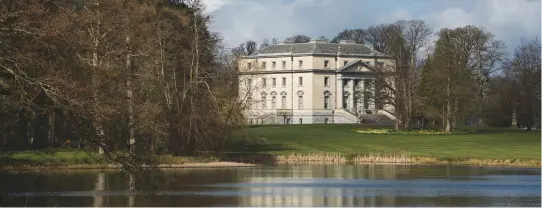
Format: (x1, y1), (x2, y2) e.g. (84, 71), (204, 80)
(252, 41), (386, 57)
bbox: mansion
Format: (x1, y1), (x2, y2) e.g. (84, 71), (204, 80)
(238, 39), (396, 124)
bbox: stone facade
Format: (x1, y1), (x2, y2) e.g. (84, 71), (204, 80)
(238, 40), (396, 124)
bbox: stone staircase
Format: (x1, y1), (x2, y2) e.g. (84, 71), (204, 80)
(334, 109), (359, 123)
(258, 113), (276, 124)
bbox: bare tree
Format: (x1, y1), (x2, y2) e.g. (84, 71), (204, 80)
(331, 29), (366, 44)
(285, 34), (311, 43)
(259, 38), (269, 50)
(504, 37), (541, 131)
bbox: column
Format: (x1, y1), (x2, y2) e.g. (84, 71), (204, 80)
(360, 79), (366, 114)
(369, 78), (375, 110)
(349, 79), (355, 111)
(337, 76), (343, 109)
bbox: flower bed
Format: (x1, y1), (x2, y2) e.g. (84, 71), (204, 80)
(352, 128), (477, 135)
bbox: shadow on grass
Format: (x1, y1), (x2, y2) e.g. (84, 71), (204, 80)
(217, 140), (297, 164)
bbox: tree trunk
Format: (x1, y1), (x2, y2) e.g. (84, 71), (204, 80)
(477, 82), (484, 130)
(92, 35), (105, 154)
(27, 119), (34, 146)
(445, 100), (452, 133)
(512, 108), (518, 128)
(445, 74), (452, 133)
(48, 111), (55, 146)
(126, 36), (135, 154)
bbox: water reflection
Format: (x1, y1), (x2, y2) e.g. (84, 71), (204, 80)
(0, 164), (540, 207)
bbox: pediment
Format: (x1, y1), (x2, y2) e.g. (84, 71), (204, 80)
(337, 60), (376, 73)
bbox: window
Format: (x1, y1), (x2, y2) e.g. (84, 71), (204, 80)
(261, 96), (267, 109)
(324, 118), (329, 124)
(261, 61), (266, 69)
(282, 77), (286, 87)
(344, 61), (349, 66)
(281, 95), (287, 109)
(298, 60), (303, 69)
(324, 95), (330, 109)
(282, 61), (286, 69)
(324, 77), (329, 87)
(272, 78), (276, 87)
(343, 79), (348, 87)
(262, 78), (266, 87)
(272, 61), (276, 69)
(248, 62), (252, 69)
(247, 96), (252, 108)
(247, 78), (252, 87)
(324, 60), (330, 68)
(298, 77), (303, 86)
(298, 95), (303, 109)
(271, 96), (276, 109)
(299, 118), (302, 124)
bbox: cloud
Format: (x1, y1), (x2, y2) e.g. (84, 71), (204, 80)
(204, 0), (541, 52)
(201, 0), (231, 13)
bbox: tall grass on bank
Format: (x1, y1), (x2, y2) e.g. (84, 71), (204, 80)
(276, 152), (346, 163)
(350, 149), (410, 163)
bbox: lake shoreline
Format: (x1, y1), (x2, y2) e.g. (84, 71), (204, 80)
(1, 154), (540, 171)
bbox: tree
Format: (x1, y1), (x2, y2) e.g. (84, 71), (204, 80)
(504, 37), (541, 131)
(482, 76), (513, 127)
(316, 36), (328, 42)
(0, 0), (247, 169)
(331, 29), (366, 44)
(259, 38), (269, 50)
(469, 29), (506, 130)
(285, 34), (311, 43)
(231, 40), (258, 56)
(426, 26), (488, 132)
(362, 20), (432, 130)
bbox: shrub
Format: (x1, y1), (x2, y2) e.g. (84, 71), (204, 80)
(244, 135), (271, 147)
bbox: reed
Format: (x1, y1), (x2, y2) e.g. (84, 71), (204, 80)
(350, 149), (411, 163)
(276, 152), (346, 163)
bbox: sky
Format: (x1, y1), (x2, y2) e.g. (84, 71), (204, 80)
(201, 0), (541, 54)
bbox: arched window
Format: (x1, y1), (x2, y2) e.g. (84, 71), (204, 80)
(280, 92), (287, 109)
(261, 92), (267, 110)
(323, 91), (332, 109)
(297, 91), (304, 110)
(270, 92), (277, 109)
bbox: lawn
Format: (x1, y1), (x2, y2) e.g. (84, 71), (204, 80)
(232, 124), (541, 160)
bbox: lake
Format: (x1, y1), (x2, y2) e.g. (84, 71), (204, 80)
(0, 164), (540, 207)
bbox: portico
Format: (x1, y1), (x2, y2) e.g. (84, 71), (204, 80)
(337, 76), (376, 115)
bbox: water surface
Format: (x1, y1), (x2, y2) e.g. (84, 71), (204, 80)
(0, 164), (540, 206)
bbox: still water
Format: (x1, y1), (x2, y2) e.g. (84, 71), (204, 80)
(0, 164), (540, 207)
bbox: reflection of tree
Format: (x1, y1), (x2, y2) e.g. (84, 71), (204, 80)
(93, 172), (105, 207)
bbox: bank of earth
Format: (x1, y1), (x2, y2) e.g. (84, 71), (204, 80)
(2, 124), (540, 170)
